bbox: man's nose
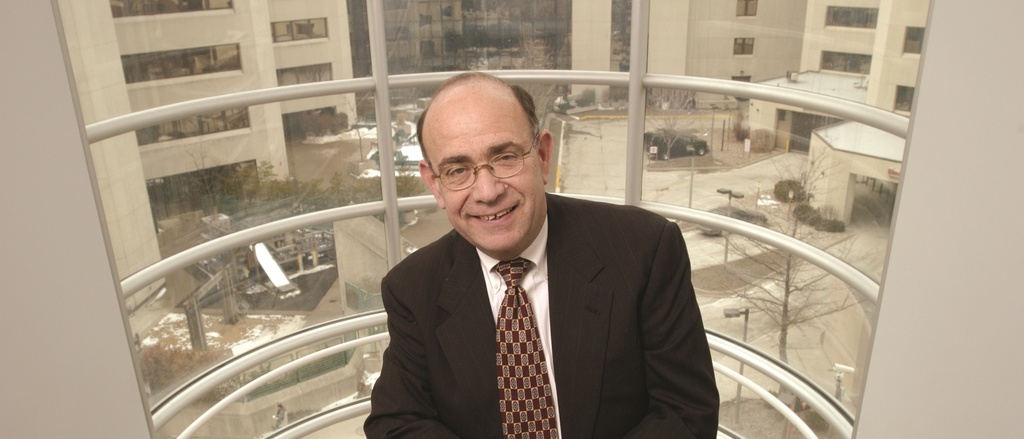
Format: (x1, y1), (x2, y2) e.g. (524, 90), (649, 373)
(469, 166), (505, 201)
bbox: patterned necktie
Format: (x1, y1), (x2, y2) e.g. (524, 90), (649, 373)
(495, 258), (558, 439)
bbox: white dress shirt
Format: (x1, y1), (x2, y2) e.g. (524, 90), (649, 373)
(476, 218), (562, 432)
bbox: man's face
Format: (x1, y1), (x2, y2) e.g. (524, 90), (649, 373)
(418, 81), (552, 261)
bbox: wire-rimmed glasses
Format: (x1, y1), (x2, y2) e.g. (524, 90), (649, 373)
(434, 147), (535, 191)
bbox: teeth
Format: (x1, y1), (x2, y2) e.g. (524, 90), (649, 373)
(481, 207), (513, 221)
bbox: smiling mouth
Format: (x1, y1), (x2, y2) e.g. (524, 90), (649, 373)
(479, 207), (514, 221)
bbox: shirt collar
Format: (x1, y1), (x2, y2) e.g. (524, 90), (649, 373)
(477, 217), (549, 273)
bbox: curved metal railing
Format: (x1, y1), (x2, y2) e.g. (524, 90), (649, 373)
(86, 70), (907, 143)
(155, 313), (849, 439)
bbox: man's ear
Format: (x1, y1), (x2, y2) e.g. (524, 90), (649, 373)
(535, 130), (554, 185)
(419, 160), (446, 209)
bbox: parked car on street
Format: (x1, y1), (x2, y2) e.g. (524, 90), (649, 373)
(699, 205), (768, 236)
(368, 144), (423, 169)
(644, 129), (709, 160)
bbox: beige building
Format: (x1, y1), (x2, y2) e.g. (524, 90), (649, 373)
(809, 122), (903, 223)
(60, 0), (357, 313)
(61, 0), (926, 317)
(746, 0), (926, 222)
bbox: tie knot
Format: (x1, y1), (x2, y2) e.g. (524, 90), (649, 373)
(496, 257), (530, 289)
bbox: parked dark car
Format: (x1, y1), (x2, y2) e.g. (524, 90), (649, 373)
(644, 129), (709, 160)
(699, 205), (768, 236)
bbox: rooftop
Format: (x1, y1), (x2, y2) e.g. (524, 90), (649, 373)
(815, 121), (906, 162)
(760, 70), (869, 104)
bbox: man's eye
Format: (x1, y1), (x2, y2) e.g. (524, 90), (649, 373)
(493, 153), (518, 164)
(443, 166), (469, 177)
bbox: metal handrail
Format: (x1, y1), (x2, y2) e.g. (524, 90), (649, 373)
(708, 330), (854, 437)
(120, 194), (878, 304)
(120, 197), (435, 298)
(151, 312), (388, 429)
(84, 72), (907, 144)
(156, 320), (851, 438)
(176, 332), (391, 439)
(714, 362), (817, 439)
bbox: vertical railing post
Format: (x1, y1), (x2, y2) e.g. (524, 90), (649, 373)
(367, 0), (403, 268)
(624, 0), (651, 206)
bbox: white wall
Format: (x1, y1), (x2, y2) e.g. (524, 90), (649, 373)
(0, 1), (153, 437)
(854, 0), (1024, 437)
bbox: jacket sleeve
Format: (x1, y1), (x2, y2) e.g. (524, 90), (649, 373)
(625, 221), (720, 439)
(363, 277), (461, 439)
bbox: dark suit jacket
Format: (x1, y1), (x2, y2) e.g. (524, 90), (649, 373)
(365, 194), (719, 438)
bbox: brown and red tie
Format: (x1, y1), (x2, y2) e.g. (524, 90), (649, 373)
(495, 258), (558, 439)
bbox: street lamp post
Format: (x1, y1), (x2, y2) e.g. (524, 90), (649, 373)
(724, 308), (750, 424)
(717, 188), (744, 264)
(709, 105), (719, 152)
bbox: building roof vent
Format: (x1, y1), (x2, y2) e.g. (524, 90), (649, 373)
(786, 71), (799, 82)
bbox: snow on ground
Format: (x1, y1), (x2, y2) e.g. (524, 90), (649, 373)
(141, 312), (307, 354)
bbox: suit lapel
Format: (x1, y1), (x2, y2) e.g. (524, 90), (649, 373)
(546, 195), (613, 438)
(435, 238), (496, 394)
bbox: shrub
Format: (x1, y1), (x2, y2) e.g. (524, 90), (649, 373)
(793, 203), (818, 223)
(774, 179), (807, 203)
(815, 218), (846, 233)
(577, 88), (596, 107)
(139, 344), (226, 394)
(733, 119), (749, 142)
(748, 129), (775, 153)
(791, 203), (846, 232)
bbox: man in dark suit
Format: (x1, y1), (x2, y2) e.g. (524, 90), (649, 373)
(364, 72), (719, 438)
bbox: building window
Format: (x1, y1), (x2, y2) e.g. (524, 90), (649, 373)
(895, 86), (915, 112)
(277, 63), (333, 86)
(826, 7), (879, 29)
(736, 0), (757, 16)
(904, 27), (925, 54)
(420, 14), (432, 26)
(821, 51), (872, 74)
(272, 18), (328, 43)
(136, 108), (250, 146)
(733, 38), (754, 55)
(111, 0), (233, 18)
(122, 44), (241, 84)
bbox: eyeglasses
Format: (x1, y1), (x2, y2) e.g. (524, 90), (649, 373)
(434, 146), (534, 191)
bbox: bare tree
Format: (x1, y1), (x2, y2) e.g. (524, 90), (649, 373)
(644, 88), (704, 160)
(726, 151), (859, 363)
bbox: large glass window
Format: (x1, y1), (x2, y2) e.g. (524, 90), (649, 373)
(61, 0), (934, 435)
(733, 37), (755, 55)
(904, 26), (925, 54)
(277, 63), (333, 86)
(111, 0), (232, 18)
(826, 6), (879, 29)
(895, 85), (915, 112)
(736, 0), (758, 17)
(272, 18), (329, 43)
(821, 50), (872, 74)
(122, 44), (241, 84)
